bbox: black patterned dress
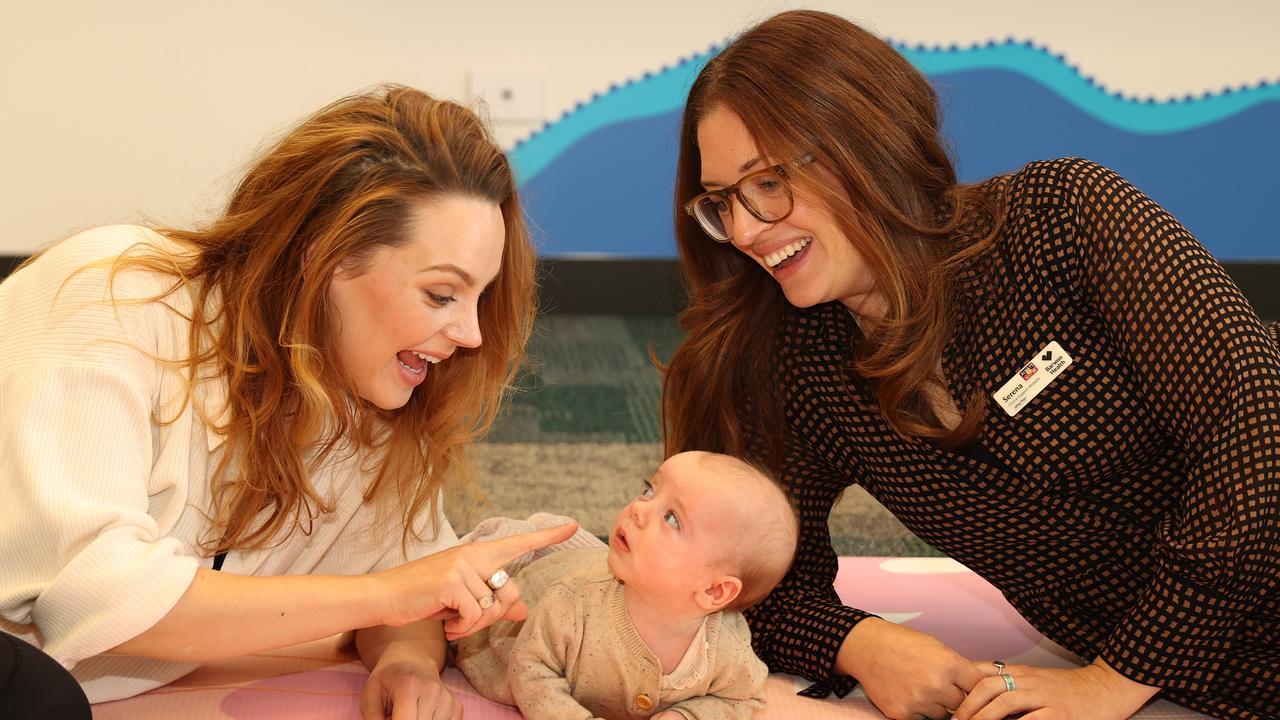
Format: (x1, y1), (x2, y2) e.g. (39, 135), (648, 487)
(741, 158), (1280, 719)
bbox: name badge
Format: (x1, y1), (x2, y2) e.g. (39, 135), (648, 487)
(993, 341), (1072, 417)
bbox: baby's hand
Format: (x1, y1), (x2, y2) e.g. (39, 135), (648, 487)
(650, 712), (684, 720)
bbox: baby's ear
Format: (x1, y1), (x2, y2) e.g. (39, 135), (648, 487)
(697, 574), (743, 612)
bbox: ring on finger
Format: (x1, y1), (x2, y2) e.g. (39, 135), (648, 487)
(487, 569), (509, 590)
(478, 593), (496, 610)
(999, 672), (1016, 692)
(992, 659), (1006, 674)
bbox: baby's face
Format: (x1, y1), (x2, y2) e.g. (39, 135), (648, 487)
(607, 451), (745, 600)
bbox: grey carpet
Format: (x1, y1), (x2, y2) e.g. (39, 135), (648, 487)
(450, 442), (940, 557)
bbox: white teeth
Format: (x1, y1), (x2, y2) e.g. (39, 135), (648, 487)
(764, 238), (811, 268)
(400, 351), (441, 373)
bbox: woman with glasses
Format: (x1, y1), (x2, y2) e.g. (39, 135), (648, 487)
(0, 85), (575, 719)
(663, 10), (1279, 720)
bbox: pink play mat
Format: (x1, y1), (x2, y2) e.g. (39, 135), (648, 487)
(91, 557), (1206, 719)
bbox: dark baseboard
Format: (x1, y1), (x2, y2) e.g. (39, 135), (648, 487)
(0, 256), (24, 280)
(1221, 263), (1280, 321)
(536, 258), (689, 314)
(540, 259), (1280, 320)
(2, 255), (1277, 319)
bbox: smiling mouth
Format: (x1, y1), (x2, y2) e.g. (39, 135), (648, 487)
(396, 350), (440, 373)
(764, 237), (811, 269)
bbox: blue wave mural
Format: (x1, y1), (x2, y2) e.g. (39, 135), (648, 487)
(515, 41), (1280, 260)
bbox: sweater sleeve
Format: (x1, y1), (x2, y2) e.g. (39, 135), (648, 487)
(1047, 159), (1280, 690)
(506, 584), (601, 720)
(743, 436), (872, 696)
(0, 238), (200, 668)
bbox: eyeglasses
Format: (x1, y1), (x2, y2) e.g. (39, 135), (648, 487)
(683, 155), (813, 242)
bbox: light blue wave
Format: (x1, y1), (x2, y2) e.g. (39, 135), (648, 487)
(904, 41), (1280, 133)
(512, 50), (715, 185)
(512, 40), (1279, 185)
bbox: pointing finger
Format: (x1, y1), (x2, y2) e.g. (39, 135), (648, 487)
(476, 523), (578, 566)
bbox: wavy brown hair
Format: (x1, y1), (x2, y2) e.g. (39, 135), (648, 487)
(114, 85), (534, 554)
(663, 10), (1001, 468)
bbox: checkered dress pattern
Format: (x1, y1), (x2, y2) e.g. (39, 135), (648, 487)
(740, 159), (1280, 718)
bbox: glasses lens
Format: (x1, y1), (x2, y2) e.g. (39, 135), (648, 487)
(740, 170), (792, 221)
(693, 194), (732, 241)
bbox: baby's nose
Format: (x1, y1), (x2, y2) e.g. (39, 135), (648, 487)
(629, 502), (647, 526)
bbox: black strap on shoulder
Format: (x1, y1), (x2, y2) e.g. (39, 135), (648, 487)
(212, 552), (227, 571)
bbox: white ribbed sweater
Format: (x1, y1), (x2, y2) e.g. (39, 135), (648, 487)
(0, 226), (456, 702)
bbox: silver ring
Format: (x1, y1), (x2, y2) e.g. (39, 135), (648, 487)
(992, 660), (1006, 674)
(477, 593), (496, 610)
(486, 569), (509, 590)
(1000, 672), (1016, 692)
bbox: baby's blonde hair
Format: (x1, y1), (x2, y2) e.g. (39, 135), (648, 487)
(698, 453), (799, 611)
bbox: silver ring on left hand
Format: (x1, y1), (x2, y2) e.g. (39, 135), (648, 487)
(999, 672), (1016, 692)
(477, 593), (496, 610)
(486, 569), (509, 590)
(992, 659), (1006, 674)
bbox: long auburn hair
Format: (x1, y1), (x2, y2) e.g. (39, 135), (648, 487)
(663, 10), (1001, 468)
(117, 85), (534, 554)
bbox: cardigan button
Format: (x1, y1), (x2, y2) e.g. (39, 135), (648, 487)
(634, 693), (654, 711)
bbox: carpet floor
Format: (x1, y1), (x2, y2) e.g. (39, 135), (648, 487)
(450, 314), (939, 557)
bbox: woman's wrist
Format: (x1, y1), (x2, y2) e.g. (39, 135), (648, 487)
(371, 637), (443, 674)
(835, 616), (883, 678)
(358, 572), (397, 628)
(1089, 657), (1160, 712)
(355, 620), (447, 672)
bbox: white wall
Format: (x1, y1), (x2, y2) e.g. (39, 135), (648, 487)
(2, 0), (1276, 254)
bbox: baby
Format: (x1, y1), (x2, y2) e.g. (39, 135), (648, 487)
(455, 450), (798, 720)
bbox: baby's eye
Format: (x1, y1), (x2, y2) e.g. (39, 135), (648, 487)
(663, 510), (681, 530)
(640, 481), (654, 499)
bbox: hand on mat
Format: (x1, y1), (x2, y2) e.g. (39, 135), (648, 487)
(371, 522), (579, 639)
(361, 649), (460, 720)
(950, 659), (1158, 720)
(840, 618), (985, 720)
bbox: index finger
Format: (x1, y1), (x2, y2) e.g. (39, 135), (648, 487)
(474, 522), (579, 566)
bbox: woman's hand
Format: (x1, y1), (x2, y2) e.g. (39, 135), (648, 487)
(361, 646), (459, 720)
(951, 658), (1158, 720)
(371, 523), (578, 640)
(838, 618), (985, 720)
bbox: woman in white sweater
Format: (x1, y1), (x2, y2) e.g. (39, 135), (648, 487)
(0, 84), (573, 720)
